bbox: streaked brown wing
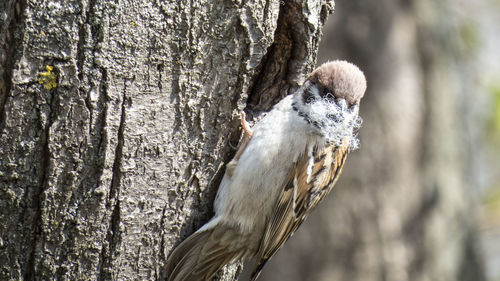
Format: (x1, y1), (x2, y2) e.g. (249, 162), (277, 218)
(250, 139), (350, 280)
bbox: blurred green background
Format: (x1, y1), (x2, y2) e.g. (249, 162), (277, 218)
(259, 0), (500, 280)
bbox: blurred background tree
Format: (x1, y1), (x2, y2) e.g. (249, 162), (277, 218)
(260, 0), (500, 281)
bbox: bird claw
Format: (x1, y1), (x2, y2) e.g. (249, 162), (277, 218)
(234, 111), (253, 160)
(240, 111), (253, 138)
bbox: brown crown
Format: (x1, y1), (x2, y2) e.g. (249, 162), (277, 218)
(307, 60), (367, 105)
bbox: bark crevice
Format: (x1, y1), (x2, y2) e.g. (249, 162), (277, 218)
(98, 80), (127, 280)
(25, 86), (58, 280)
(0, 0), (27, 129)
(245, 2), (293, 114)
(246, 1), (332, 114)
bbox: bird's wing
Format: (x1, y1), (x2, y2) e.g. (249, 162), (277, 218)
(250, 139), (350, 280)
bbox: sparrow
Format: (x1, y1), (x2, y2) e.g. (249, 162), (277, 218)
(164, 60), (367, 281)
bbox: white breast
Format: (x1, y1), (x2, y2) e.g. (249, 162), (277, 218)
(213, 95), (324, 234)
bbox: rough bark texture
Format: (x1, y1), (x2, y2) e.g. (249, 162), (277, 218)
(260, 0), (486, 281)
(0, 0), (333, 280)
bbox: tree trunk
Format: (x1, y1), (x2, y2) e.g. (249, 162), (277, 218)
(260, 0), (486, 281)
(0, 0), (332, 280)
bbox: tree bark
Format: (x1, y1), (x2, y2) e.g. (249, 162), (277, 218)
(260, 0), (486, 281)
(0, 0), (333, 280)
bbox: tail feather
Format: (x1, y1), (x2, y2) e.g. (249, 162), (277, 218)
(164, 231), (203, 279)
(164, 225), (241, 281)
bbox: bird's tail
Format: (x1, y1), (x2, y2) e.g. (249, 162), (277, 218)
(164, 222), (243, 281)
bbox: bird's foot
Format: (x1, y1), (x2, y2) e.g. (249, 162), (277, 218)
(234, 111), (253, 160)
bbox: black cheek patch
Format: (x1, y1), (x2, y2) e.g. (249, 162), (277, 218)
(302, 88), (316, 104)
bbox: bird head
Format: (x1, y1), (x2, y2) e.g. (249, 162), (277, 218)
(292, 60), (367, 148)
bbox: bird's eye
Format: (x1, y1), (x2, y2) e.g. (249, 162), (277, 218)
(322, 87), (329, 96)
(302, 88), (316, 104)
